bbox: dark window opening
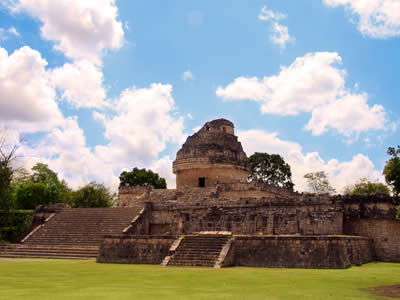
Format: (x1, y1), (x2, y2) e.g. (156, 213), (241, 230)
(222, 127), (226, 133)
(199, 177), (205, 187)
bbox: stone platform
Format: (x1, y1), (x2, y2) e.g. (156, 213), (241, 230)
(97, 234), (374, 269)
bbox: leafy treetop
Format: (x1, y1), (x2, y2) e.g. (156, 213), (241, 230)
(344, 177), (390, 195)
(248, 152), (294, 191)
(71, 182), (114, 208)
(383, 146), (400, 203)
(119, 167), (167, 189)
(304, 171), (336, 194)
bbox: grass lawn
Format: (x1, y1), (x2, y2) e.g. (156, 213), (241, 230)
(0, 259), (399, 300)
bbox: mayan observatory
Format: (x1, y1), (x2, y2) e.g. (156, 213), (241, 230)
(1, 119), (400, 268)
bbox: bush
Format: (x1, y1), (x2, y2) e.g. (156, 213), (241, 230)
(0, 210), (33, 242)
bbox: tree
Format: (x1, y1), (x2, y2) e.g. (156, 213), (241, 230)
(30, 163), (70, 204)
(383, 146), (400, 203)
(13, 163), (71, 209)
(344, 178), (390, 195)
(119, 167), (167, 189)
(0, 129), (20, 210)
(248, 152), (294, 190)
(304, 171), (336, 194)
(71, 182), (114, 208)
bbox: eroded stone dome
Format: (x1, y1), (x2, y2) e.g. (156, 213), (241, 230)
(173, 119), (249, 188)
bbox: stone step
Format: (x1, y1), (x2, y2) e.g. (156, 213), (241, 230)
(18, 207), (141, 259)
(0, 254), (96, 259)
(166, 235), (231, 267)
(0, 251), (97, 257)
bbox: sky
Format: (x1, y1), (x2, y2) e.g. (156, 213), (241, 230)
(0, 0), (399, 193)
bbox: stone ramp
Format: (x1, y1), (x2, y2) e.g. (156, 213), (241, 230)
(0, 207), (141, 259)
(166, 233), (232, 267)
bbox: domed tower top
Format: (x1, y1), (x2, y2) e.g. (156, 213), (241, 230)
(173, 118), (249, 188)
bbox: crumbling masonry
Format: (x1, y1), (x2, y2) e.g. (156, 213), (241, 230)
(98, 119), (400, 268)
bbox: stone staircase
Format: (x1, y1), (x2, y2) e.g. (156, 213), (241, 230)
(166, 233), (232, 267)
(0, 207), (141, 259)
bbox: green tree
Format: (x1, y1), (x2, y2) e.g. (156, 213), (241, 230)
(0, 129), (20, 210)
(248, 152), (294, 190)
(304, 171), (336, 194)
(383, 146), (400, 203)
(344, 178), (390, 195)
(13, 163), (71, 209)
(14, 182), (48, 209)
(71, 182), (114, 208)
(119, 167), (167, 189)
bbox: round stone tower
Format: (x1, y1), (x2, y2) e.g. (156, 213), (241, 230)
(173, 118), (250, 188)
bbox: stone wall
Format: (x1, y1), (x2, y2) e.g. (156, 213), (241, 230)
(342, 193), (400, 262)
(232, 235), (375, 268)
(97, 235), (176, 264)
(119, 186), (150, 207)
(175, 167), (249, 189)
(344, 219), (400, 262)
(149, 197), (343, 236)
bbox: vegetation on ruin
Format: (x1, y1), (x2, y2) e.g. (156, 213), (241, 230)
(0, 259), (399, 299)
(304, 171), (336, 194)
(119, 167), (167, 189)
(0, 210), (32, 242)
(70, 182), (115, 208)
(383, 146), (400, 204)
(12, 163), (70, 209)
(248, 152), (294, 190)
(344, 177), (390, 195)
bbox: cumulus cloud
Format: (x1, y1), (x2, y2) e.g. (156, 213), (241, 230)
(0, 46), (63, 132)
(306, 93), (387, 136)
(52, 60), (108, 108)
(217, 52), (391, 137)
(324, 0), (400, 38)
(16, 83), (186, 191)
(238, 129), (383, 192)
(95, 83), (185, 164)
(18, 117), (120, 190)
(258, 5), (293, 48)
(10, 0), (124, 63)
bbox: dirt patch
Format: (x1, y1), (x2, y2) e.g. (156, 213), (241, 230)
(368, 284), (400, 298)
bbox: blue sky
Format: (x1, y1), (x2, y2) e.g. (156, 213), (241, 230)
(0, 0), (399, 192)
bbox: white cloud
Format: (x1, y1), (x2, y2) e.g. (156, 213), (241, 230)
(95, 83), (185, 165)
(16, 83), (186, 191)
(18, 117), (120, 190)
(52, 60), (107, 108)
(258, 5), (293, 49)
(0, 46), (63, 132)
(238, 129), (383, 193)
(258, 5), (287, 21)
(306, 92), (387, 136)
(0, 26), (20, 40)
(182, 70), (194, 81)
(10, 0), (124, 63)
(324, 0), (400, 38)
(270, 22), (293, 49)
(217, 52), (391, 137)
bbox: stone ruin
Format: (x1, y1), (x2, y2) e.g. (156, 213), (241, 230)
(2, 118), (399, 268)
(98, 119), (400, 268)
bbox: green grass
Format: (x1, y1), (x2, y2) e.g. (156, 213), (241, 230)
(0, 259), (399, 300)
